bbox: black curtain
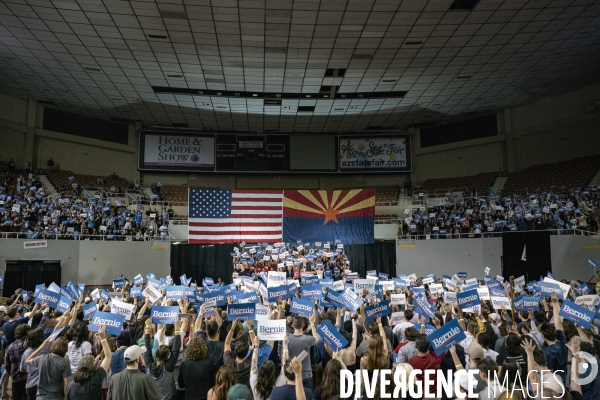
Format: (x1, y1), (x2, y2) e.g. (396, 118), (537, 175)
(345, 241), (396, 278)
(4, 261), (61, 296)
(502, 231), (552, 282)
(170, 244), (234, 285)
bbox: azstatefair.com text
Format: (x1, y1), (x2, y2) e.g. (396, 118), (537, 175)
(340, 369), (565, 399)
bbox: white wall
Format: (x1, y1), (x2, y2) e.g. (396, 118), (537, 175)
(396, 235), (600, 282)
(0, 239), (170, 287)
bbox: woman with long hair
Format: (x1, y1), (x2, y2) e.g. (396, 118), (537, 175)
(65, 326), (112, 400)
(361, 335), (387, 371)
(67, 321), (92, 375)
(142, 317), (183, 400)
(498, 359), (526, 399)
(250, 336), (286, 400)
(313, 353), (347, 400)
(496, 333), (527, 373)
(207, 365), (237, 400)
(178, 337), (214, 400)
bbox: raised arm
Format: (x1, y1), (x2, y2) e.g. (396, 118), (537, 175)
(26, 337), (51, 365)
(376, 316), (385, 338)
(250, 336), (260, 376)
(280, 335), (289, 376)
(97, 326), (112, 373)
(521, 338), (538, 386)
(291, 357), (306, 400)
(138, 298), (150, 319)
(310, 304), (321, 343)
(143, 318), (155, 366)
(550, 293), (563, 331)
(449, 346), (463, 370)
(224, 319), (238, 353)
(165, 319), (182, 373)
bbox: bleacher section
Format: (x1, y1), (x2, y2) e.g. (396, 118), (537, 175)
(48, 171), (130, 195)
(417, 171), (504, 198)
(374, 186), (401, 205)
(161, 185), (188, 202)
(502, 155), (600, 195)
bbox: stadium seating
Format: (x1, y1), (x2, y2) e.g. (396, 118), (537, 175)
(503, 155), (600, 195)
(417, 171), (504, 198)
(374, 186), (400, 205)
(160, 185), (189, 203)
(48, 170), (130, 195)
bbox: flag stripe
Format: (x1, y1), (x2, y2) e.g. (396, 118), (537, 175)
(189, 188), (283, 244)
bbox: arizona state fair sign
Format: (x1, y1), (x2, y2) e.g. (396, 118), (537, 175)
(338, 135), (412, 172)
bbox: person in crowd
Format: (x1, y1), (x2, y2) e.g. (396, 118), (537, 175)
(65, 326), (112, 400)
(25, 335), (71, 399)
(397, 327), (419, 363)
(107, 344), (162, 400)
(249, 336), (286, 400)
(5, 324), (31, 400)
(178, 337), (214, 400)
(392, 309), (414, 343)
(142, 317), (183, 400)
(223, 319), (252, 389)
(19, 328), (46, 400)
(270, 358), (310, 400)
(313, 354), (347, 400)
(408, 332), (446, 396)
(477, 359), (502, 400)
(207, 365), (237, 400)
(67, 322), (92, 376)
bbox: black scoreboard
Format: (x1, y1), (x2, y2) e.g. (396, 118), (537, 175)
(216, 135), (290, 171)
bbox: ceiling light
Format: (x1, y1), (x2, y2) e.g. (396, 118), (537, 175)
(173, 241), (181, 245)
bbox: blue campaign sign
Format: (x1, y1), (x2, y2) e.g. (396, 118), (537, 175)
(588, 259), (598, 269)
(522, 297), (540, 311)
(457, 289), (481, 310)
(560, 300), (594, 329)
(539, 282), (564, 299)
(320, 278), (334, 288)
(100, 290), (109, 302)
(290, 298), (314, 317)
(147, 273), (156, 279)
(78, 283), (85, 294)
(166, 286), (187, 300)
(89, 311), (126, 336)
(35, 289), (60, 308)
(113, 279), (124, 289)
(413, 323), (437, 336)
(578, 284), (590, 294)
(151, 306), (179, 324)
(227, 303), (256, 321)
(67, 282), (80, 300)
(235, 292), (259, 304)
(490, 288), (506, 298)
(427, 319), (467, 356)
(378, 272), (389, 280)
(325, 290), (345, 309)
(34, 284), (45, 297)
(60, 287), (72, 301)
(130, 287), (142, 298)
(147, 277), (161, 287)
(413, 296), (435, 319)
(458, 272), (468, 279)
(461, 283), (478, 292)
(268, 285), (290, 302)
(367, 270), (377, 277)
(487, 280), (501, 289)
(513, 294), (525, 310)
(56, 296), (71, 313)
(302, 275), (320, 285)
(203, 288), (227, 306)
(203, 277), (214, 286)
(364, 301), (391, 322)
(339, 288), (363, 312)
(316, 320), (349, 351)
(134, 274), (143, 286)
(301, 284), (323, 301)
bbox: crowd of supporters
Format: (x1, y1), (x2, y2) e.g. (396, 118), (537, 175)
(0, 162), (174, 241)
(399, 187), (600, 239)
(0, 242), (599, 400)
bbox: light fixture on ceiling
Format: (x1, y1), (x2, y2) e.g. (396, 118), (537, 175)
(173, 241), (181, 245)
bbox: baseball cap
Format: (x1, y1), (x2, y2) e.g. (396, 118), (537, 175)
(17, 306), (26, 313)
(124, 345), (147, 362)
(227, 384), (252, 400)
(468, 342), (485, 361)
(0, 306), (7, 313)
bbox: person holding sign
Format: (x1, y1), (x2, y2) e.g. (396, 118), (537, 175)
(249, 336), (287, 400)
(65, 326), (112, 400)
(66, 320), (92, 376)
(178, 336), (215, 400)
(26, 335), (71, 399)
(142, 317), (184, 400)
(224, 319), (253, 390)
(269, 358), (310, 400)
(286, 304), (321, 391)
(540, 293), (568, 384)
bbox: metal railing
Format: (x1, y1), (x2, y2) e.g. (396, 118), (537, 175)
(397, 228), (599, 241)
(0, 232), (173, 241)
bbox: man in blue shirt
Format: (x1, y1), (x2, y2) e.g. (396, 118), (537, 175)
(540, 294), (569, 384)
(2, 303), (40, 346)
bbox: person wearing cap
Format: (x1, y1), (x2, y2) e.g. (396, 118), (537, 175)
(226, 383), (253, 400)
(106, 343), (161, 400)
(65, 326), (112, 400)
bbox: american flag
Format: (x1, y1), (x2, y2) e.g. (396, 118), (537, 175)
(188, 188), (283, 244)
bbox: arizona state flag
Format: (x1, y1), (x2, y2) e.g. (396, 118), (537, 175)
(283, 189), (375, 245)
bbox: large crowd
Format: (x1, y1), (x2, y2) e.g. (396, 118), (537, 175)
(0, 165), (174, 241)
(0, 241), (599, 400)
(399, 188), (600, 239)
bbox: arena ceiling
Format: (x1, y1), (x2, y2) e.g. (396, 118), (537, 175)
(0, 0), (599, 133)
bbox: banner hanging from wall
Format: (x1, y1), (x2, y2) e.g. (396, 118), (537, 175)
(338, 135), (412, 172)
(138, 131), (215, 172)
